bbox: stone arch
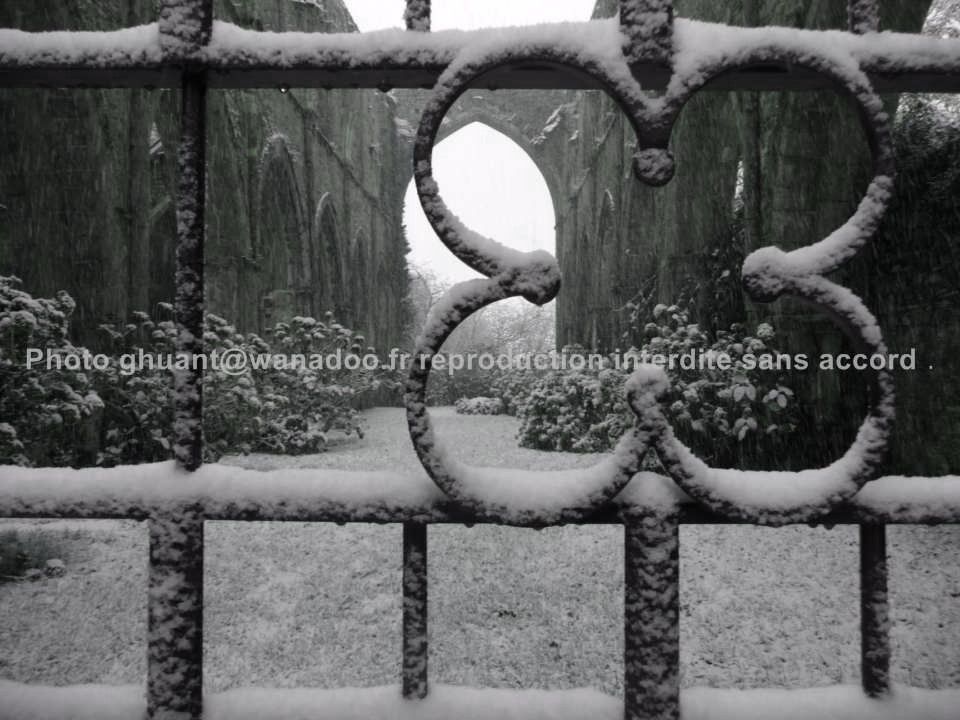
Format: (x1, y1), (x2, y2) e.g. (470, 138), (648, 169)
(592, 189), (617, 350)
(402, 117), (561, 272)
(431, 115), (562, 223)
(402, 113), (560, 347)
(351, 228), (371, 330)
(313, 192), (346, 320)
(254, 133), (309, 328)
(598, 189), (615, 238)
(254, 133), (307, 264)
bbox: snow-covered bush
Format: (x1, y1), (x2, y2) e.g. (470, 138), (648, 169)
(641, 305), (801, 466)
(0, 277), (386, 467)
(424, 362), (498, 407)
(489, 368), (543, 416)
(0, 276), (102, 467)
(249, 313), (376, 454)
(98, 310), (380, 463)
(518, 305), (800, 465)
(454, 396), (505, 415)
(95, 307), (177, 466)
(428, 366), (546, 415)
(517, 366), (629, 452)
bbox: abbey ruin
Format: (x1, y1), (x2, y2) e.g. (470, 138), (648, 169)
(2, 0), (957, 473)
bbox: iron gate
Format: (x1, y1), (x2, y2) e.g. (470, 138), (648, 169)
(1, 1), (960, 718)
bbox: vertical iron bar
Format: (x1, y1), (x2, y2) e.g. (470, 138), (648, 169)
(860, 523), (890, 697)
(624, 511), (680, 720)
(148, 511), (205, 720)
(148, 62), (207, 720)
(852, 0), (886, 699)
(619, 0), (674, 67)
(848, 0), (880, 34)
(404, 0), (431, 32)
(402, 522), (429, 699)
(150, 4), (211, 719)
(171, 68), (208, 471)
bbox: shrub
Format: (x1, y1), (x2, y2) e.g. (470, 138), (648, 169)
(95, 306), (177, 466)
(424, 361), (499, 407)
(517, 304), (801, 465)
(488, 368), (543, 416)
(0, 276), (102, 467)
(1, 278), (390, 466)
(517, 367), (629, 452)
(454, 396), (505, 415)
(98, 310), (383, 463)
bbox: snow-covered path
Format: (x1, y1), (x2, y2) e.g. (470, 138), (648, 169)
(0, 407), (958, 694)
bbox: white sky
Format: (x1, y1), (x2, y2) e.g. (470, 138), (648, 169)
(344, 1), (595, 283)
(343, 1), (595, 32)
(403, 123), (555, 283)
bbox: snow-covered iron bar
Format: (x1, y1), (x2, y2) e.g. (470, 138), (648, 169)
(1, 463), (959, 526)
(2, 1), (960, 719)
(1, 14), (960, 90)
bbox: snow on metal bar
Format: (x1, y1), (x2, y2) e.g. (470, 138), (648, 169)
(849, 0), (880, 35)
(0, 464), (959, 524)
(2, 19), (960, 91)
(854, 475), (960, 523)
(173, 72), (207, 471)
(619, 0), (674, 66)
(624, 509), (680, 720)
(402, 522), (429, 699)
(0, 462), (443, 521)
(404, 0), (431, 32)
(202, 19), (960, 81)
(159, 0), (212, 60)
(859, 525), (890, 698)
(4, 680), (960, 720)
(148, 513), (204, 720)
(0, 24), (162, 66)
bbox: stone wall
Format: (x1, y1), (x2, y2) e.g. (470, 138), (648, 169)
(547, 0), (959, 473)
(0, 0), (409, 351)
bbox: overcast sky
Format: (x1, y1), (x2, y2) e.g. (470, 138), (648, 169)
(402, 123), (555, 283)
(343, 1), (595, 33)
(344, 1), (595, 283)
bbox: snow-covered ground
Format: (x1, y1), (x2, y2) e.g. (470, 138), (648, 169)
(0, 407), (958, 696)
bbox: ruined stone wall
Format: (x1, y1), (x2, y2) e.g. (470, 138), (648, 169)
(0, 0), (409, 351)
(552, 0), (958, 473)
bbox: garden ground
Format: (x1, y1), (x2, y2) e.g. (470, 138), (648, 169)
(0, 407), (958, 694)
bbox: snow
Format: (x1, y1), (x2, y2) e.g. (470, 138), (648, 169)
(1, 457), (956, 524)
(0, 461), (443, 521)
(1, 17), (957, 83)
(201, 18), (960, 80)
(620, 0), (673, 65)
(2, 9), (959, 717)
(680, 684), (960, 720)
(2, 680), (960, 720)
(0, 24), (162, 67)
(856, 475), (960, 523)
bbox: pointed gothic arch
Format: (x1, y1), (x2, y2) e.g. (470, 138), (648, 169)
(254, 133), (311, 329)
(313, 192), (346, 320)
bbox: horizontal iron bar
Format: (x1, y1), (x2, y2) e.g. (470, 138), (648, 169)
(0, 502), (953, 526)
(1, 465), (957, 525)
(3, 16), (959, 91)
(1, 65), (959, 92)
(859, 523), (890, 698)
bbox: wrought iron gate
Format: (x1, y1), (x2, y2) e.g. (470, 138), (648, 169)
(1, 1), (960, 718)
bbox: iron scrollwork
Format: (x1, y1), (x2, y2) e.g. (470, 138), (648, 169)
(404, 2), (896, 526)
